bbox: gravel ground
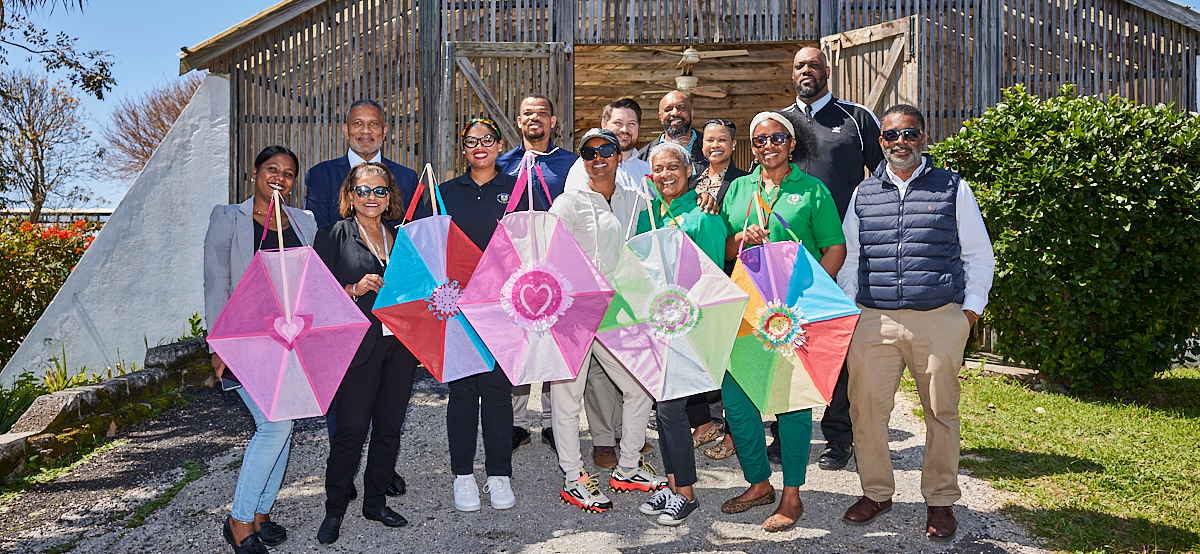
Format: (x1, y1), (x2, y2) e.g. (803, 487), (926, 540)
(1, 371), (1048, 554)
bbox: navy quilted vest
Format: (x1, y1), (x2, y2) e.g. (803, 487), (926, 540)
(854, 159), (964, 310)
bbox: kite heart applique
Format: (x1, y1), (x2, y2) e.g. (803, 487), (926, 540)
(500, 264), (574, 332)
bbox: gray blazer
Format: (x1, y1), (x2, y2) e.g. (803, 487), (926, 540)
(203, 198), (318, 330)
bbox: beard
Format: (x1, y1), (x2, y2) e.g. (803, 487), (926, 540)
(523, 126), (546, 142)
(665, 119), (691, 140)
(884, 145), (924, 171)
(794, 73), (828, 99)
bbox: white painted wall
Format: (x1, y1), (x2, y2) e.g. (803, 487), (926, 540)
(1, 75), (230, 384)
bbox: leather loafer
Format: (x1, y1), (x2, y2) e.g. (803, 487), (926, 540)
(363, 506), (408, 528)
(512, 426), (531, 451)
(926, 505), (957, 542)
(843, 496), (892, 526)
(256, 520), (286, 547)
(317, 515), (342, 545)
(818, 442), (853, 470)
(386, 473), (406, 496)
(223, 517), (268, 554)
(592, 446), (617, 468)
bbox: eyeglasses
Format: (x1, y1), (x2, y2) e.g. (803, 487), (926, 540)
(881, 128), (923, 142)
(580, 143), (618, 160)
(354, 185), (391, 198)
(751, 132), (791, 148)
(462, 134), (497, 148)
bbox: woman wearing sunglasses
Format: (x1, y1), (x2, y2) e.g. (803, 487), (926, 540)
(313, 162), (419, 544)
(435, 117), (544, 513)
(716, 111), (846, 533)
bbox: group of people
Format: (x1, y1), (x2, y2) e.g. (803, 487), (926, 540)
(203, 45), (994, 554)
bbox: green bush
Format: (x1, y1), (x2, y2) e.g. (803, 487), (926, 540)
(0, 218), (97, 368)
(0, 373), (47, 434)
(931, 85), (1200, 391)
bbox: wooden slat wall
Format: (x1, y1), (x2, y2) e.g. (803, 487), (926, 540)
(576, 0), (820, 43)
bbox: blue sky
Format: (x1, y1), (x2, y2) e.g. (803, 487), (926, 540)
(20, 0), (1200, 206)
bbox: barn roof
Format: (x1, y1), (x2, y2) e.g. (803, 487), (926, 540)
(178, 0), (1200, 75)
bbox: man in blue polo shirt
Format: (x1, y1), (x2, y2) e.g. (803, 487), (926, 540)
(495, 94), (578, 207)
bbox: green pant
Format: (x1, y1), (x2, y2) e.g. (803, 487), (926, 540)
(722, 372), (812, 487)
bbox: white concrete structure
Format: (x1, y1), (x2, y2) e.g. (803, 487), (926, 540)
(1, 75), (230, 384)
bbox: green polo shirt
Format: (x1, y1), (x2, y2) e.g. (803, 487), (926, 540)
(635, 189), (727, 267)
(720, 163), (845, 261)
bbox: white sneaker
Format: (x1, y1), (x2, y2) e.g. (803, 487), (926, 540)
(483, 476), (516, 510)
(453, 474), (481, 512)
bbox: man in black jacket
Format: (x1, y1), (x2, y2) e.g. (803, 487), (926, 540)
(639, 91), (707, 176)
(774, 45), (885, 472)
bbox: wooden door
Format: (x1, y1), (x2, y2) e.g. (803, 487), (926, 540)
(438, 41), (571, 179)
(821, 16), (920, 116)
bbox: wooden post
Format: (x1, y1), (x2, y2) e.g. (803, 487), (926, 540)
(419, 0), (444, 184)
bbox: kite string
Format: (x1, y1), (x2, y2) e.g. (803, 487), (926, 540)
(271, 187), (293, 322)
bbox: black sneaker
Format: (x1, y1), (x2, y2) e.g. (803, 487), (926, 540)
(512, 426), (531, 451)
(657, 494), (699, 526)
(818, 442), (853, 470)
(541, 428), (557, 452)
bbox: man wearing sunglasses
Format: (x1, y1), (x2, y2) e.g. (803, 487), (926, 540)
(776, 45), (886, 473)
(304, 99), (426, 229)
(837, 105), (994, 543)
(495, 94), (579, 208)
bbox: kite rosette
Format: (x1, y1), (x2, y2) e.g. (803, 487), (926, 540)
(596, 227), (748, 401)
(459, 211), (615, 385)
(209, 204), (370, 422)
(372, 214), (496, 383)
(728, 241), (860, 415)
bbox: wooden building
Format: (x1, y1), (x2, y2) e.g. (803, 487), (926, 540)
(179, 0), (1200, 203)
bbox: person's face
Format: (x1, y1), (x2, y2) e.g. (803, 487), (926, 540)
(657, 92), (693, 138)
(253, 153), (298, 199)
(342, 105), (387, 157)
(650, 151), (690, 202)
(462, 123), (502, 171)
(603, 107), (640, 152)
(751, 120), (795, 172)
(582, 137), (617, 180)
(516, 98), (556, 142)
(879, 113), (926, 170)
(702, 125), (734, 166)
(351, 173), (391, 219)
(792, 47), (830, 99)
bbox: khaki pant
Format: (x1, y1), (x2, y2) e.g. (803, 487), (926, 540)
(847, 302), (969, 506)
(583, 356), (622, 447)
(551, 339), (653, 481)
(512, 383), (552, 430)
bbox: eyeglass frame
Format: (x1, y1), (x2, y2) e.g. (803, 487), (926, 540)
(750, 132), (792, 148)
(580, 143), (618, 160)
(462, 134), (498, 148)
(353, 185), (391, 198)
(880, 128), (924, 143)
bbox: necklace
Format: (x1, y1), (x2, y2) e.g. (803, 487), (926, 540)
(356, 218), (389, 268)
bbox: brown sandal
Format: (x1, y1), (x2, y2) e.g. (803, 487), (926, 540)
(720, 487), (776, 514)
(692, 425), (721, 448)
(704, 442), (736, 460)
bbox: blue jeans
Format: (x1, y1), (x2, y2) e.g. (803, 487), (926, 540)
(232, 387), (294, 522)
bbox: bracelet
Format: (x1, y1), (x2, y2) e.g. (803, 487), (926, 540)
(353, 283), (357, 295)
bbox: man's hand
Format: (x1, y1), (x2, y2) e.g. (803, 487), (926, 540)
(964, 310), (979, 327)
(696, 192), (719, 215)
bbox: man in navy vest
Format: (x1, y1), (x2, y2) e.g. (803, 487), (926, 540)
(837, 105), (995, 542)
(304, 98), (420, 498)
(304, 99), (424, 228)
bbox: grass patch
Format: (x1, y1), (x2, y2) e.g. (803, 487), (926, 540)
(43, 541), (75, 554)
(954, 366), (1200, 553)
(123, 460), (204, 528)
(0, 439), (127, 515)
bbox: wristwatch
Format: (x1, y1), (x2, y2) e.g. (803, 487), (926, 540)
(964, 309), (980, 320)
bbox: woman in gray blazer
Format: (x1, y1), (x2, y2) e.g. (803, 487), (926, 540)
(203, 145), (317, 554)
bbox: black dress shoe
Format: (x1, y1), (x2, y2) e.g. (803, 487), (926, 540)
(317, 514), (342, 545)
(512, 426), (531, 451)
(386, 473), (406, 496)
(256, 520), (287, 546)
(766, 437), (782, 464)
(818, 442), (853, 470)
(541, 428), (557, 453)
(363, 506), (408, 527)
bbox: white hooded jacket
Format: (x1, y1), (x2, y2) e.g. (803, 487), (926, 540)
(549, 171), (646, 282)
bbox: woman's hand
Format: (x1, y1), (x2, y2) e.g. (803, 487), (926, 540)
(696, 193), (719, 215)
(348, 274), (385, 296)
(211, 353), (226, 381)
(741, 224), (769, 246)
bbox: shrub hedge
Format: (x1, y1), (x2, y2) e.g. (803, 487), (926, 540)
(931, 85), (1200, 391)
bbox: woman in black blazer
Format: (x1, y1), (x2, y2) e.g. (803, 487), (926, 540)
(313, 162), (417, 544)
(691, 119), (750, 209)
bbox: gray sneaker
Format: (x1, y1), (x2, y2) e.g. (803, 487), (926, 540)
(638, 488), (676, 516)
(657, 494), (699, 526)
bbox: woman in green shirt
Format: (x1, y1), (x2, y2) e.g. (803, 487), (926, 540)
(717, 111), (847, 533)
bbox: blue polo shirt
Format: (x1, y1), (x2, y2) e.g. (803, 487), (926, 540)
(495, 141), (578, 207)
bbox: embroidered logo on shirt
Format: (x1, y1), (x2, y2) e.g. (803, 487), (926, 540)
(497, 193), (511, 203)
(787, 194), (801, 205)
(668, 216), (684, 228)
(831, 126), (842, 133)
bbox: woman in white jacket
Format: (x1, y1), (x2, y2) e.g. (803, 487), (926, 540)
(547, 128), (663, 513)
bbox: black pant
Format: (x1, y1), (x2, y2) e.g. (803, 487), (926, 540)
(819, 363), (853, 445)
(656, 397), (697, 487)
(447, 367), (513, 477)
(325, 336), (417, 516)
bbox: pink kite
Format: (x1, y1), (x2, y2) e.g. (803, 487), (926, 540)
(208, 194), (370, 421)
(459, 153), (614, 385)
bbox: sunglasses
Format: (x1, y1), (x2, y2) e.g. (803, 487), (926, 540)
(580, 143), (618, 160)
(751, 132), (791, 148)
(354, 185), (391, 198)
(462, 134), (497, 148)
(881, 128), (923, 142)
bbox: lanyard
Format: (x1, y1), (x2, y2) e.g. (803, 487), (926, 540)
(356, 219), (389, 268)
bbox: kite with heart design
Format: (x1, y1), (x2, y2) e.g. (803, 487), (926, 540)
(459, 152), (614, 385)
(208, 190), (370, 422)
(373, 168), (496, 383)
